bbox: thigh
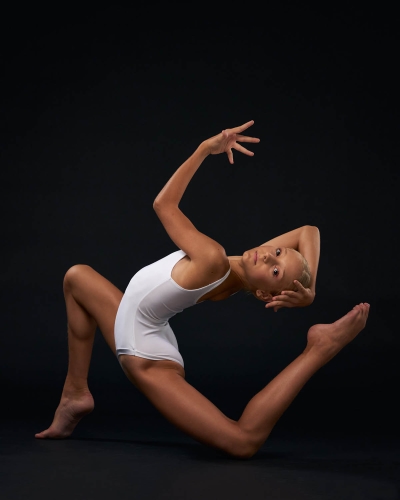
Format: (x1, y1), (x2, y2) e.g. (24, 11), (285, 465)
(120, 356), (249, 456)
(64, 265), (123, 353)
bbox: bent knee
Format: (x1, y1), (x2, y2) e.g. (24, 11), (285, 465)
(63, 264), (93, 292)
(227, 444), (257, 460)
(224, 430), (259, 459)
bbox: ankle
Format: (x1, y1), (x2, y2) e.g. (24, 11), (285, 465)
(302, 344), (333, 367)
(62, 378), (90, 397)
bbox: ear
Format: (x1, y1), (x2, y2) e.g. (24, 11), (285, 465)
(255, 290), (273, 303)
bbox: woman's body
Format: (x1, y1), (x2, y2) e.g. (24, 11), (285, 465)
(36, 121), (369, 458)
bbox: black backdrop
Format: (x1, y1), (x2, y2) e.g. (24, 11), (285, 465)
(1, 6), (398, 436)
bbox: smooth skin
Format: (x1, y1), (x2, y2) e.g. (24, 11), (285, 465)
(36, 121), (369, 458)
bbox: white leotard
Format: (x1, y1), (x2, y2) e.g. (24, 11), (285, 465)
(114, 250), (231, 368)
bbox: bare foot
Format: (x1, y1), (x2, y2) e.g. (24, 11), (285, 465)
(305, 303), (370, 363)
(35, 391), (94, 439)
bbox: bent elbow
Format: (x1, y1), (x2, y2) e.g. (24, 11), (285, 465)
(305, 224), (320, 234)
(153, 198), (163, 212)
(153, 197), (178, 213)
(312, 225), (320, 237)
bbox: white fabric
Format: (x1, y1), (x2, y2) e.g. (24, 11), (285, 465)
(114, 250), (231, 367)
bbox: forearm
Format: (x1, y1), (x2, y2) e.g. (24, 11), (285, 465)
(297, 226), (320, 294)
(154, 142), (209, 209)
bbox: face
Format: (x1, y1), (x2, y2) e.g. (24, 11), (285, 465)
(241, 245), (304, 299)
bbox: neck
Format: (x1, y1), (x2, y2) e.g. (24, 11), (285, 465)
(197, 255), (252, 302)
(227, 256), (249, 291)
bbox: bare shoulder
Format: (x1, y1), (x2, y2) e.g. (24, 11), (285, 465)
(171, 245), (230, 290)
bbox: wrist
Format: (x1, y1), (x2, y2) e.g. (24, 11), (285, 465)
(197, 140), (211, 158)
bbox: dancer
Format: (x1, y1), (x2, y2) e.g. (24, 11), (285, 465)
(35, 121), (369, 458)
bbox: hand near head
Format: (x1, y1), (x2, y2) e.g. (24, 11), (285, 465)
(264, 281), (315, 312)
(204, 120), (260, 164)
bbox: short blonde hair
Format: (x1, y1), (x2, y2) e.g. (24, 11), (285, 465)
(292, 253), (311, 289)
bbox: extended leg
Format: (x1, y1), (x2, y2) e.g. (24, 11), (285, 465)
(35, 265), (123, 438)
(123, 303), (369, 458)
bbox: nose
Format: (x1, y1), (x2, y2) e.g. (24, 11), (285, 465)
(263, 252), (275, 263)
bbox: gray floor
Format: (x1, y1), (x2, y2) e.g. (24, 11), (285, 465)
(1, 414), (399, 500)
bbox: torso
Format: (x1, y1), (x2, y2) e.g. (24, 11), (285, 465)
(170, 254), (232, 303)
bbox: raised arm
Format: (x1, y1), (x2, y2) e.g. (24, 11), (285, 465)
(153, 121), (260, 264)
(262, 225), (320, 311)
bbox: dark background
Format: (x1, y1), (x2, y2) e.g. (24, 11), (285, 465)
(1, 5), (398, 438)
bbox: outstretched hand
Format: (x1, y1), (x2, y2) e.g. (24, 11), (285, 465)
(264, 281), (315, 312)
(205, 120), (260, 164)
